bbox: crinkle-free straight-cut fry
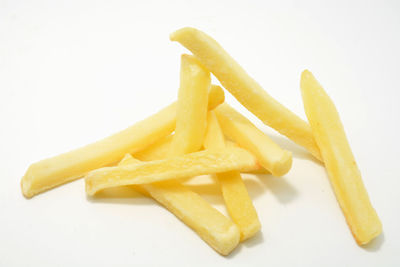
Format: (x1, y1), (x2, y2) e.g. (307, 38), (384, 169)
(215, 103), (292, 176)
(170, 27), (322, 160)
(300, 70), (382, 245)
(21, 87), (224, 198)
(204, 112), (261, 241)
(85, 147), (262, 196)
(170, 54), (210, 156)
(117, 154), (240, 256)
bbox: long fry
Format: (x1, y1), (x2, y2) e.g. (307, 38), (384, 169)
(215, 103), (292, 176)
(116, 154), (240, 256)
(204, 111), (261, 241)
(170, 27), (322, 160)
(21, 86), (224, 198)
(170, 54), (210, 156)
(134, 135), (270, 174)
(300, 70), (382, 245)
(85, 147), (261, 195)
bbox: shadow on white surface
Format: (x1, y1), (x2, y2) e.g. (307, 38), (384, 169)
(363, 232), (385, 252)
(243, 231), (264, 248)
(86, 186), (153, 205)
(186, 178), (266, 205)
(268, 134), (321, 164)
(257, 174), (299, 204)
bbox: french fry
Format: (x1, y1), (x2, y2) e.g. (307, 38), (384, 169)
(300, 70), (382, 245)
(134, 135), (173, 161)
(134, 136), (270, 175)
(170, 54), (210, 156)
(204, 111), (261, 241)
(21, 86), (225, 198)
(215, 103), (292, 176)
(170, 27), (322, 161)
(207, 85), (225, 111)
(117, 154), (240, 255)
(85, 147), (262, 196)
(21, 104), (176, 198)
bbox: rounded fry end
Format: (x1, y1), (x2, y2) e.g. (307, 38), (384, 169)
(270, 151), (293, 177)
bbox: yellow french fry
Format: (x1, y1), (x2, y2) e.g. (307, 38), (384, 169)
(300, 70), (382, 245)
(117, 154), (240, 256)
(207, 85), (226, 111)
(170, 27), (322, 161)
(215, 103), (292, 176)
(85, 147), (261, 195)
(170, 54), (210, 156)
(21, 86), (224, 198)
(134, 135), (173, 161)
(134, 85), (225, 162)
(21, 104), (176, 198)
(204, 111), (261, 241)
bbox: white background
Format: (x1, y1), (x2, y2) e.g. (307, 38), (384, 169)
(1, 0), (399, 266)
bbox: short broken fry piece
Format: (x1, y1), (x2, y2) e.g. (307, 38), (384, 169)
(300, 70), (382, 245)
(117, 154), (240, 255)
(215, 103), (292, 176)
(170, 27), (322, 160)
(85, 147), (262, 196)
(204, 112), (261, 241)
(170, 54), (210, 156)
(21, 86), (224, 198)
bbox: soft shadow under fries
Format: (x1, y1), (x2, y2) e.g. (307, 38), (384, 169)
(267, 134), (321, 164)
(257, 174), (299, 204)
(87, 186), (153, 205)
(243, 231), (264, 248)
(183, 176), (266, 206)
(362, 232), (385, 252)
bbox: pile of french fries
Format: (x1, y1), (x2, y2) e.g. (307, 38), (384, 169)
(21, 27), (382, 255)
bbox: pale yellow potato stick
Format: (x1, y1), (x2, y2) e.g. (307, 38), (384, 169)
(21, 104), (176, 198)
(134, 135), (173, 161)
(135, 135), (269, 174)
(21, 86), (224, 198)
(207, 85), (225, 111)
(85, 147), (262, 196)
(117, 154), (240, 256)
(170, 27), (322, 161)
(204, 111), (261, 241)
(134, 85), (224, 161)
(300, 70), (382, 245)
(203, 112), (226, 150)
(225, 141), (270, 175)
(144, 181), (239, 255)
(170, 54), (210, 156)
(215, 103), (292, 176)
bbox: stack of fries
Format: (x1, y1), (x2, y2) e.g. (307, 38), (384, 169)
(21, 27), (382, 255)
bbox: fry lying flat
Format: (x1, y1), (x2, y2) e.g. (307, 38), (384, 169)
(117, 154), (240, 256)
(215, 103), (292, 176)
(21, 86), (224, 198)
(300, 70), (382, 245)
(85, 147), (262, 196)
(204, 111), (261, 241)
(170, 27), (321, 160)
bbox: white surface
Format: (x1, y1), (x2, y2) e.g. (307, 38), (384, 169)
(1, 0), (399, 266)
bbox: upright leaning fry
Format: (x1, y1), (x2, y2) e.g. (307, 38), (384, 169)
(170, 54), (210, 156)
(300, 70), (382, 245)
(170, 27), (322, 160)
